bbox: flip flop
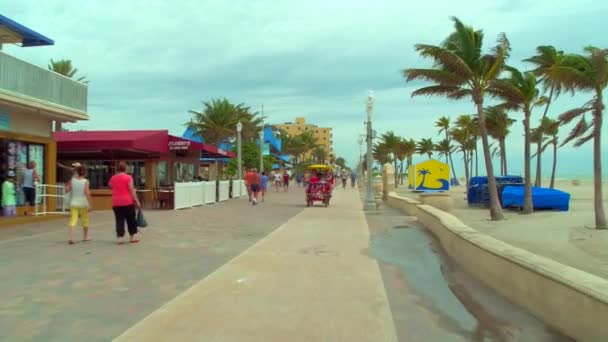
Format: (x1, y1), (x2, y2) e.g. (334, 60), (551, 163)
(130, 239), (140, 244)
(117, 241), (125, 245)
(68, 240), (75, 245)
(82, 238), (92, 242)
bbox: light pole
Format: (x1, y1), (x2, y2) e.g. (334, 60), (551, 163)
(364, 90), (376, 211)
(357, 135), (364, 177)
(259, 127), (264, 173)
(236, 121), (243, 180)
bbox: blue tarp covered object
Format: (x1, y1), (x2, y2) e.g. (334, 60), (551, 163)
(502, 186), (570, 211)
(467, 175), (524, 206)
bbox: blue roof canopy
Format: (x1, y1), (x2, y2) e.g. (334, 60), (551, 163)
(0, 14), (54, 47)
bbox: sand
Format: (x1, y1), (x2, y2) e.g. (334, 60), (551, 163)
(396, 179), (608, 280)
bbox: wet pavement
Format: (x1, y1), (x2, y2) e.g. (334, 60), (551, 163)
(0, 190), (305, 341)
(365, 200), (573, 341)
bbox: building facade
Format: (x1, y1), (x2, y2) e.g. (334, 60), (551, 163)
(274, 117), (333, 162)
(0, 15), (89, 216)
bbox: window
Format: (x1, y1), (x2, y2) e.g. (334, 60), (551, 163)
(157, 161), (168, 186)
(0, 139), (46, 206)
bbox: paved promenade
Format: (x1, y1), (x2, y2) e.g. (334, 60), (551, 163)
(115, 189), (398, 341)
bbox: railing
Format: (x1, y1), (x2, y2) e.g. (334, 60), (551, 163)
(35, 184), (67, 216)
(0, 51), (88, 112)
(218, 181), (230, 202)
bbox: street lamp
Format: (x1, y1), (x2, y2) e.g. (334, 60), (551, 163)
(259, 127), (264, 173)
(236, 121), (243, 180)
(364, 90), (376, 211)
(357, 135), (364, 177)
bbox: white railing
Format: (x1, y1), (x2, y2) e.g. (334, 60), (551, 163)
(233, 180), (245, 198)
(218, 181), (230, 202)
(35, 184), (67, 216)
(203, 182), (216, 205)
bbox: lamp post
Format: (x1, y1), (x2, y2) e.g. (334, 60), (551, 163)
(236, 121), (243, 180)
(364, 90), (376, 211)
(357, 135), (364, 177)
(259, 127), (264, 173)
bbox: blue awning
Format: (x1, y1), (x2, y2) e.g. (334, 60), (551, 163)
(0, 14), (54, 47)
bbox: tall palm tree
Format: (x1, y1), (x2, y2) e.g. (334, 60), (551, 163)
(48, 59), (89, 83)
(402, 138), (417, 185)
(484, 106), (515, 176)
(556, 47), (608, 229)
(373, 142), (392, 166)
(524, 46), (565, 187)
(542, 118), (560, 189)
(435, 138), (458, 181)
(417, 138), (434, 159)
(404, 17), (509, 220)
(189, 99), (247, 145)
(435, 116), (459, 183)
(451, 127), (472, 190)
(380, 131), (402, 187)
(455, 114), (478, 178)
(312, 147), (327, 164)
(488, 67), (545, 213)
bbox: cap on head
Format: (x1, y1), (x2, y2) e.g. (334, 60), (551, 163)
(7, 171), (15, 177)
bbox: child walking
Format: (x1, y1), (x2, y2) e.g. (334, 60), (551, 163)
(2, 171), (17, 217)
(65, 166), (93, 244)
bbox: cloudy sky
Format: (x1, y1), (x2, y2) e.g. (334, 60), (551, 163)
(4, 0), (607, 178)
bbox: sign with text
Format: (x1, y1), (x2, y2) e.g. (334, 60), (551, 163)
(0, 108), (9, 131)
(169, 139), (191, 151)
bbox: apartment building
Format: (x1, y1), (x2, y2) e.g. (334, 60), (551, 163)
(274, 117), (333, 161)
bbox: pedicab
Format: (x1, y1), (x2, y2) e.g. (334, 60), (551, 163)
(305, 164), (333, 207)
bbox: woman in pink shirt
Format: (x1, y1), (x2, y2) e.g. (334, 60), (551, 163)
(109, 161), (141, 244)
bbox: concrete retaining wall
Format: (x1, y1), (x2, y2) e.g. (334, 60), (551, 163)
(387, 192), (608, 341)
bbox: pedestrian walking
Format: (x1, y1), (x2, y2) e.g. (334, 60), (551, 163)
(245, 168), (261, 204)
(2, 171), (17, 217)
(341, 170), (348, 189)
(65, 166), (93, 244)
(21, 161), (39, 215)
(109, 162), (141, 245)
(244, 169), (254, 201)
(261, 171), (269, 202)
(283, 172), (290, 192)
(273, 170), (282, 192)
(350, 170), (358, 188)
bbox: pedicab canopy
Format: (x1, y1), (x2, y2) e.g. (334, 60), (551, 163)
(308, 164), (332, 170)
(407, 159), (450, 192)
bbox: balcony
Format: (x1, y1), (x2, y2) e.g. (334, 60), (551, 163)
(0, 50), (87, 114)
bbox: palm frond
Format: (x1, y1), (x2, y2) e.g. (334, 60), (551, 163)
(573, 131), (595, 148)
(558, 107), (592, 125)
(413, 44), (474, 79)
(403, 68), (466, 86)
(411, 85), (463, 98)
(560, 117), (591, 147)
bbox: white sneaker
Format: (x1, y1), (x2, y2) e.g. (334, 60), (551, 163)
(252, 198), (257, 205)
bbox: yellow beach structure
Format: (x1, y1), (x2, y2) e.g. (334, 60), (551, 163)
(407, 159), (450, 191)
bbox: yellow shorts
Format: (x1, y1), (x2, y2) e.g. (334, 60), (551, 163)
(69, 208), (90, 227)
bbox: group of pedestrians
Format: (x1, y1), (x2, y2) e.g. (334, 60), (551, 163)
(244, 168), (291, 205)
(1, 161), (41, 217)
(62, 161), (142, 245)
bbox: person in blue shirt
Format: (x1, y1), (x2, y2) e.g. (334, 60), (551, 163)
(350, 171), (358, 188)
(260, 171), (269, 202)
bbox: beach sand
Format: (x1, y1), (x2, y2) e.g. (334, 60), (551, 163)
(396, 179), (608, 280)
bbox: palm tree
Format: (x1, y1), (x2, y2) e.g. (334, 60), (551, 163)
(556, 47), (608, 229)
(417, 138), (434, 159)
(524, 46), (565, 187)
(48, 59), (89, 83)
(455, 114), (478, 178)
(380, 131), (401, 187)
(402, 138), (417, 185)
(484, 106), (515, 176)
(404, 17), (509, 220)
(435, 116), (459, 183)
(434, 138), (458, 182)
(312, 147), (327, 164)
(451, 127), (471, 190)
(188, 99), (249, 145)
(373, 142), (392, 166)
(542, 118), (560, 189)
(489, 67), (546, 213)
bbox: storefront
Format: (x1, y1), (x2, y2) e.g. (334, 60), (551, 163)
(54, 130), (234, 209)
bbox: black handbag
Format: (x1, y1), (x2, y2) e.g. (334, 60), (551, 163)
(136, 209), (148, 228)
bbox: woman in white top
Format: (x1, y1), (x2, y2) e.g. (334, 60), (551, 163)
(65, 166), (93, 245)
(273, 171), (282, 192)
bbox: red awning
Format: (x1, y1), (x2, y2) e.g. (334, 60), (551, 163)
(54, 130), (235, 159)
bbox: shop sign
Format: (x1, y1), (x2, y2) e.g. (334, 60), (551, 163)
(169, 140), (191, 151)
(0, 108), (9, 131)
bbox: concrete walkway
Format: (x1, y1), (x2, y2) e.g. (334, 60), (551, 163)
(115, 189), (398, 342)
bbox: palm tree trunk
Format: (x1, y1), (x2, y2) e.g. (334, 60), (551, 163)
(523, 112), (533, 214)
(448, 151), (457, 185)
(535, 85), (555, 187)
(476, 102), (504, 220)
(500, 138), (508, 176)
(463, 150), (470, 193)
(534, 141), (542, 187)
(475, 141), (479, 176)
(400, 159), (405, 185)
(393, 158), (399, 188)
(593, 95), (607, 229)
(549, 140), (557, 189)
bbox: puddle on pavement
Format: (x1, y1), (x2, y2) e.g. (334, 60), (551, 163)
(366, 207), (573, 342)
